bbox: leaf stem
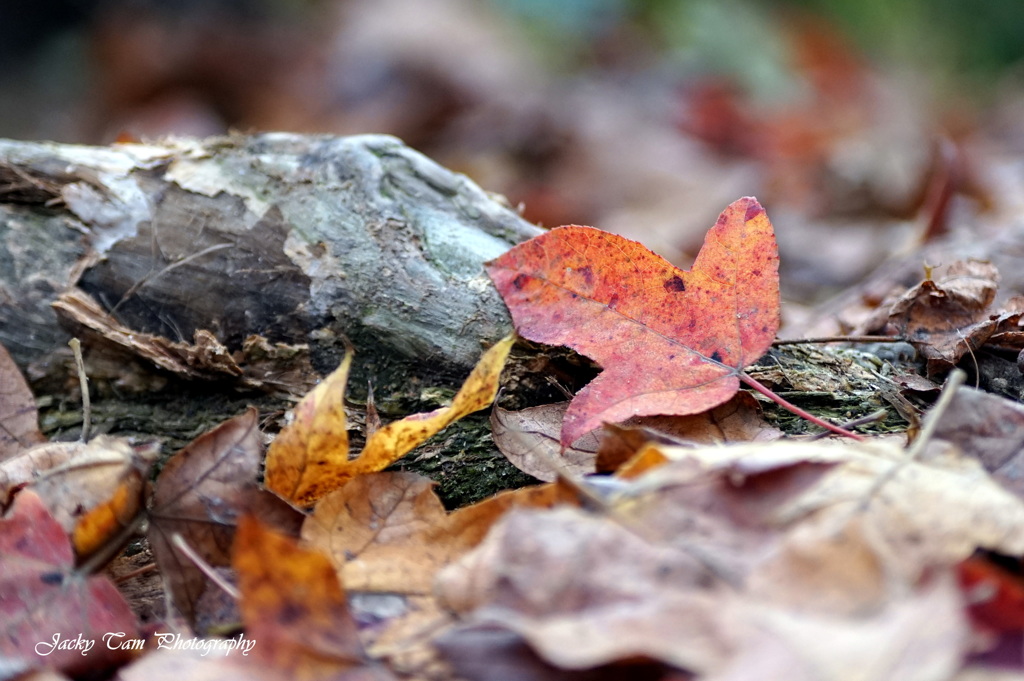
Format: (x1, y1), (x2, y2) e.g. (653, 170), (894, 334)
(739, 372), (865, 441)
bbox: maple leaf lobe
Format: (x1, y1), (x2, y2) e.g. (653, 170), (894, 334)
(487, 197), (779, 445)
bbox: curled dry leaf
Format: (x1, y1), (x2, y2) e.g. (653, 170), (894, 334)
(149, 408), (301, 630)
(866, 260), (1000, 375)
(0, 341), (44, 461)
(486, 197), (779, 445)
(0, 491), (138, 677)
(266, 335), (513, 506)
(490, 401), (601, 481)
(0, 435), (156, 558)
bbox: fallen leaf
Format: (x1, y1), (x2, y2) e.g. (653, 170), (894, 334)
(233, 515), (379, 678)
(149, 408), (301, 630)
(0, 436), (156, 558)
(630, 439), (1024, 592)
(490, 401), (601, 481)
(0, 342), (44, 461)
(596, 391), (782, 473)
(263, 353), (352, 506)
(266, 335), (513, 506)
(929, 386), (1024, 500)
(865, 260), (1000, 375)
(486, 197), (779, 445)
(303, 472), (580, 677)
(435, 506), (731, 674)
(0, 491), (138, 677)
(302, 471), (578, 595)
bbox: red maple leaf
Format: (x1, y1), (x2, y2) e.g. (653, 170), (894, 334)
(486, 197), (782, 445)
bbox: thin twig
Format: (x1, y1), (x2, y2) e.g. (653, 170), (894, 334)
(113, 561), (158, 585)
(68, 338), (90, 441)
(806, 409), (889, 441)
(170, 533), (241, 600)
(857, 368), (966, 511)
(772, 335), (905, 346)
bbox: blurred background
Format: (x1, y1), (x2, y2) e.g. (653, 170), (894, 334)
(4, 0), (1024, 326)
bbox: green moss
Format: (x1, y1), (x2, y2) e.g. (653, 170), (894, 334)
(390, 416), (539, 510)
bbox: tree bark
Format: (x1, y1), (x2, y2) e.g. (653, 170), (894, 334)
(0, 133), (541, 381)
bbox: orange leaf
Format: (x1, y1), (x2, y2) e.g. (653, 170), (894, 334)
(352, 335), (513, 477)
(486, 197), (779, 445)
(265, 336), (512, 506)
(265, 353), (352, 504)
(233, 515), (371, 678)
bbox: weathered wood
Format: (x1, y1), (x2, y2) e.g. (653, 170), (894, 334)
(0, 133), (542, 380)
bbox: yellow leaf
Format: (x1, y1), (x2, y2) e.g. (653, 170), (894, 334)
(349, 334), (514, 478)
(264, 353), (352, 504)
(266, 336), (513, 507)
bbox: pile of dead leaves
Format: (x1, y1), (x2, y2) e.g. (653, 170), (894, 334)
(3, 198), (1024, 681)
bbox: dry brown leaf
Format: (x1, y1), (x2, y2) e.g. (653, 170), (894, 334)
(303, 472), (447, 595)
(0, 436), (156, 557)
(865, 260), (1001, 375)
(302, 471), (578, 595)
(929, 386), (1024, 500)
(0, 342), (44, 461)
(629, 440), (1024, 592)
(303, 472), (580, 677)
(266, 335), (513, 506)
(490, 401), (601, 481)
(707, 573), (967, 681)
(597, 391), (782, 473)
(149, 408), (301, 630)
(435, 506), (732, 674)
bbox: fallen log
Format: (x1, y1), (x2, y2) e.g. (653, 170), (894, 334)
(0, 133), (541, 381)
(0, 133), (549, 505)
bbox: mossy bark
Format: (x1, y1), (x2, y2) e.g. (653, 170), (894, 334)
(0, 133), (543, 502)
